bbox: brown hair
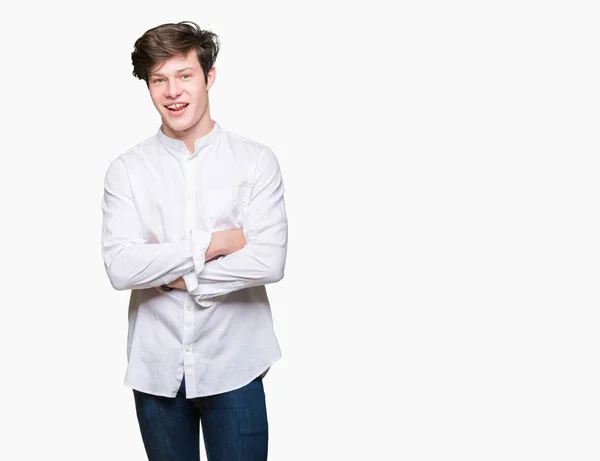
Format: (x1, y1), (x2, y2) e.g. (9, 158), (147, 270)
(131, 21), (220, 86)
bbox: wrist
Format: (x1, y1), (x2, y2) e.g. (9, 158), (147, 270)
(207, 232), (227, 260)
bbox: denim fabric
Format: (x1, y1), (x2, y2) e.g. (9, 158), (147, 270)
(133, 376), (268, 460)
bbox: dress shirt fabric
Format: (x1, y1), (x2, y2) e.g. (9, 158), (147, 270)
(101, 120), (287, 398)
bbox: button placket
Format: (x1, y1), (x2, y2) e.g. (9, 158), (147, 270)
(182, 157), (196, 369)
(184, 159), (195, 232)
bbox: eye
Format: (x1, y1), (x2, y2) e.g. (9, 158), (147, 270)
(152, 78), (165, 84)
(182, 74), (192, 79)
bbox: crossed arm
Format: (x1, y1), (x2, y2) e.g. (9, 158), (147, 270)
(165, 229), (246, 289)
(101, 148), (287, 299)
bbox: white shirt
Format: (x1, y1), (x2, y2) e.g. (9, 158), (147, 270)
(101, 121), (287, 398)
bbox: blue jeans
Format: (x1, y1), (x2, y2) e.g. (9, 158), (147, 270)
(133, 376), (268, 461)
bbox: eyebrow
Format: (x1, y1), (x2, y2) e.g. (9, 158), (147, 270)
(149, 67), (195, 77)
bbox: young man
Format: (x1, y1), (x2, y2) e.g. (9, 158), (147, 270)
(101, 21), (287, 461)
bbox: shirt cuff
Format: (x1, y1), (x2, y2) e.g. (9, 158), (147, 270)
(195, 296), (214, 307)
(182, 272), (198, 292)
(187, 229), (212, 292)
(193, 281), (245, 299)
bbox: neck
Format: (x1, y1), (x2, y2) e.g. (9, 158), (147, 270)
(162, 111), (214, 154)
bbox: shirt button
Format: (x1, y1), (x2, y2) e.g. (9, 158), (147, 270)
(187, 304), (192, 311)
(184, 346), (191, 352)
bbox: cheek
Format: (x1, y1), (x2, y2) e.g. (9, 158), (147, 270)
(190, 84), (208, 100)
(195, 92), (209, 109)
(149, 90), (163, 109)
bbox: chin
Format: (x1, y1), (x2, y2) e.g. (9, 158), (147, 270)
(163, 117), (195, 133)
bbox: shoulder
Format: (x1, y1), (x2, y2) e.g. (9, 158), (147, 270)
(106, 135), (157, 170)
(103, 135), (157, 183)
(120, 135), (157, 163)
(219, 125), (277, 162)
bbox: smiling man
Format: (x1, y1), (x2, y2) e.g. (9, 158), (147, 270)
(101, 21), (288, 461)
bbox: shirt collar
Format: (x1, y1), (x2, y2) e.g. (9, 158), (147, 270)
(157, 120), (221, 157)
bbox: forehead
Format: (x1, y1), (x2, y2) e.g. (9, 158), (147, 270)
(150, 50), (200, 75)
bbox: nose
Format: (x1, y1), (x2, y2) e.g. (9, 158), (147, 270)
(165, 79), (182, 99)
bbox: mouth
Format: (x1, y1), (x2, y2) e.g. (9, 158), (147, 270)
(164, 103), (189, 116)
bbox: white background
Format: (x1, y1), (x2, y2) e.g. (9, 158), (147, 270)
(1, 0), (599, 459)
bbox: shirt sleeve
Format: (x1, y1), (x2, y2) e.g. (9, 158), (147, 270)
(185, 147), (288, 302)
(101, 158), (212, 291)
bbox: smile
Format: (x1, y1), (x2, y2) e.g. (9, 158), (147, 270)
(164, 103), (189, 117)
(165, 103), (189, 111)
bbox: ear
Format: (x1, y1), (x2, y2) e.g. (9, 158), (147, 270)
(206, 66), (216, 90)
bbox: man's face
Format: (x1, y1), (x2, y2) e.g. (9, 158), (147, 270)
(148, 50), (215, 137)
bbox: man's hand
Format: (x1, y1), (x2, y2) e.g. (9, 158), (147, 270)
(206, 229), (246, 261)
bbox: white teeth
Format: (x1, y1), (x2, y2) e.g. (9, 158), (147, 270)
(167, 103), (187, 109)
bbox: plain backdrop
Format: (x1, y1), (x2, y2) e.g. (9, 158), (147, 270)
(1, 0), (599, 460)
